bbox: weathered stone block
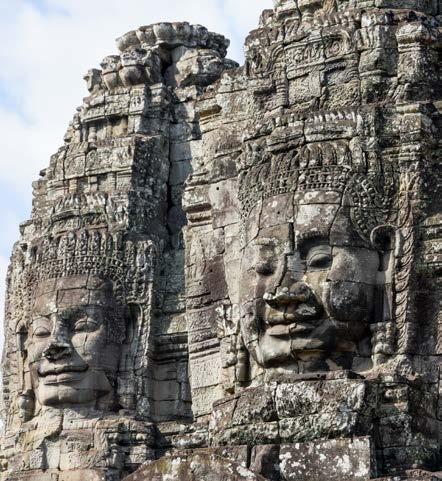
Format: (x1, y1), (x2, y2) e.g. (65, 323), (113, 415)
(279, 412), (361, 443)
(191, 384), (225, 418)
(275, 380), (369, 418)
(231, 386), (277, 426)
(208, 179), (241, 229)
(279, 437), (375, 481)
(124, 452), (267, 481)
(215, 422), (280, 446)
(189, 353), (222, 389)
(250, 444), (281, 481)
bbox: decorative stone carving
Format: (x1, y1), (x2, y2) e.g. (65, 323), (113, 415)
(100, 55), (123, 91)
(0, 22), (233, 481)
(236, 137), (396, 372)
(1, 2), (441, 480)
(182, 0), (441, 478)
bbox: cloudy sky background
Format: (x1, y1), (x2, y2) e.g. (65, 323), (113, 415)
(0, 0), (272, 353)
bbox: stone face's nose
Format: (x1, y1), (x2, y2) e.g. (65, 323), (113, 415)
(263, 282), (313, 308)
(43, 340), (72, 361)
(43, 324), (72, 361)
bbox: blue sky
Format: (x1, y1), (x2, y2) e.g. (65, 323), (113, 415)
(0, 0), (272, 351)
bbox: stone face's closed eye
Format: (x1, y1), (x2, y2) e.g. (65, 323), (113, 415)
(74, 318), (100, 333)
(305, 243), (333, 271)
(307, 253), (332, 270)
(33, 326), (51, 338)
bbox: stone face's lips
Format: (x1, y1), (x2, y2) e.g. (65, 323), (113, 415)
(264, 305), (323, 326)
(266, 322), (316, 337)
(40, 372), (88, 385)
(38, 364), (88, 377)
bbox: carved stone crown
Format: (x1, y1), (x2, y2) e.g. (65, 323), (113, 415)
(238, 141), (396, 241)
(116, 22), (230, 57)
(23, 229), (157, 304)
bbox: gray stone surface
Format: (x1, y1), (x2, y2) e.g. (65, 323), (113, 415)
(123, 451), (267, 481)
(0, 22), (235, 481)
(279, 437), (373, 481)
(1, 1), (441, 480)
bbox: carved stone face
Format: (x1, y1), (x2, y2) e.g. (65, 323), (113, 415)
(83, 69), (102, 94)
(100, 55), (121, 74)
(27, 275), (124, 407)
(119, 48), (147, 87)
(239, 192), (379, 371)
(121, 47), (145, 68)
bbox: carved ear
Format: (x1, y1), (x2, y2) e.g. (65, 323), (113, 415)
(235, 334), (250, 385)
(17, 390), (35, 423)
(123, 304), (138, 344)
(16, 324), (29, 390)
(370, 225), (396, 324)
(115, 304), (140, 411)
(15, 325), (35, 421)
(370, 225), (398, 365)
(370, 224), (395, 253)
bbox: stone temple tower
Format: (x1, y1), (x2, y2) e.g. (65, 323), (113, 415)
(1, 1), (441, 480)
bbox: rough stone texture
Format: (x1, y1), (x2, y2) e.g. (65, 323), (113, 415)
(279, 437), (373, 481)
(123, 451), (267, 481)
(1, 1), (442, 480)
(0, 22), (236, 481)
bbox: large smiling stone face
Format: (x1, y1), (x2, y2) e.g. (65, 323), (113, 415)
(27, 275), (124, 407)
(239, 192), (380, 372)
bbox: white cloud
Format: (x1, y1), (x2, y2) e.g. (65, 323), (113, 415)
(0, 0), (272, 352)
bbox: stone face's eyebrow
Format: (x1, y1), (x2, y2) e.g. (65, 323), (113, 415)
(58, 307), (85, 325)
(31, 316), (52, 327)
(32, 304), (56, 318)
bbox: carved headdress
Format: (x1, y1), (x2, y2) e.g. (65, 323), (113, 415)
(1, 227), (159, 428)
(20, 229), (156, 307)
(236, 115), (408, 370)
(238, 135), (397, 243)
